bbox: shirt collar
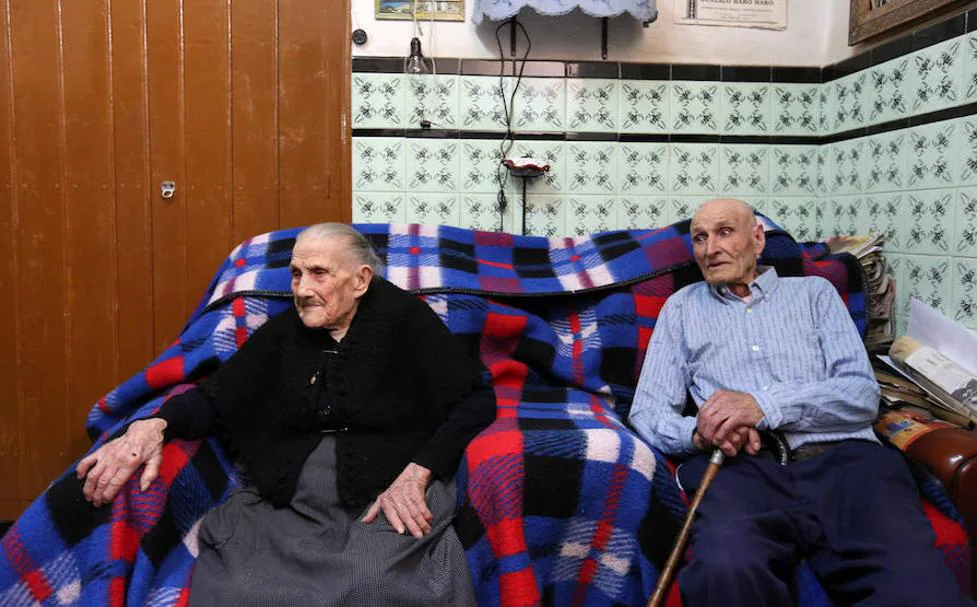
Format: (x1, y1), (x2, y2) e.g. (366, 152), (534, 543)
(708, 266), (779, 304)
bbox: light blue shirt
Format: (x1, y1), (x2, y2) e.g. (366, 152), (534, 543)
(628, 267), (880, 456)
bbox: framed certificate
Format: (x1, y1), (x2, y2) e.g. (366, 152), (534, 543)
(849, 0), (966, 45)
(375, 0), (465, 22)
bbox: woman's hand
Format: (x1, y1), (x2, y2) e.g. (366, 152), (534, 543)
(75, 418), (167, 507)
(361, 462), (433, 539)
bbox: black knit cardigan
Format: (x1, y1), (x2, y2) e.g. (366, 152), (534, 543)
(153, 277), (496, 509)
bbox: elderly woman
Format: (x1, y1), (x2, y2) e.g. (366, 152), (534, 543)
(75, 223), (496, 605)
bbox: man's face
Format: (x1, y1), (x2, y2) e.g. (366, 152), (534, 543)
(289, 236), (370, 331)
(690, 201), (765, 287)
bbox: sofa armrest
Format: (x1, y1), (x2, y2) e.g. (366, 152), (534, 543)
(905, 429), (977, 522)
(903, 429), (977, 597)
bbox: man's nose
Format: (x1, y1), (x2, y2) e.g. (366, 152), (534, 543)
(705, 236), (720, 256)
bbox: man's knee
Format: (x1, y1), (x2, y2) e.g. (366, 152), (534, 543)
(686, 523), (788, 580)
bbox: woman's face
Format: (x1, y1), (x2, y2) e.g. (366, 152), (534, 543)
(289, 236), (371, 332)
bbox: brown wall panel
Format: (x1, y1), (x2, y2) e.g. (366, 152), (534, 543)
(147, 0), (188, 348)
(0, 0), (21, 515)
(112, 0), (154, 380)
(9, 0), (69, 498)
(278, 0), (351, 229)
(60, 0), (118, 456)
(231, 0), (279, 242)
(184, 0), (233, 305)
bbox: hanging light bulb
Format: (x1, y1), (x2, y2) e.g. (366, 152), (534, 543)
(404, 36), (428, 75)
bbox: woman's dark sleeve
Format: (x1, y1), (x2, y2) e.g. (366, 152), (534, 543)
(408, 301), (497, 478)
(151, 312), (283, 441)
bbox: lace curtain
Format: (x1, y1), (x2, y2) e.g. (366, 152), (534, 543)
(472, 0), (656, 24)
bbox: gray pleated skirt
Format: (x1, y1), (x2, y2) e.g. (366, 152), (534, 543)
(187, 436), (476, 606)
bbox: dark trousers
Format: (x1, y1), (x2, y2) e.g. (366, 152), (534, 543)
(676, 440), (974, 607)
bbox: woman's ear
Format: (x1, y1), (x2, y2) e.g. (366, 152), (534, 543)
(353, 264), (374, 298)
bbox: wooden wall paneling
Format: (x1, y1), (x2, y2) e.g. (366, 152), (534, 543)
(112, 0), (154, 381)
(60, 0), (118, 458)
(0, 0), (23, 520)
(230, 0), (279, 243)
(8, 0), (70, 500)
(184, 0), (232, 309)
(147, 0), (189, 349)
(278, 0), (351, 229)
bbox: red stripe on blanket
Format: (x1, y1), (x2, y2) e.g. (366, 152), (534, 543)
(571, 463), (629, 606)
(500, 568), (540, 607)
(145, 356), (186, 391)
(924, 500), (969, 546)
(1, 530), (52, 601)
(569, 311), (585, 388)
(478, 258), (514, 270)
(233, 297), (248, 348)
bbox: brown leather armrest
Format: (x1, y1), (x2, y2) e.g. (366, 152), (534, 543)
(905, 429), (977, 597)
(905, 429), (977, 504)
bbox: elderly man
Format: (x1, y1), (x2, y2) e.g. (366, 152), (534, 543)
(629, 199), (973, 606)
(76, 223), (495, 606)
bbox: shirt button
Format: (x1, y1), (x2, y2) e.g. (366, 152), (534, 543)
(746, 308), (753, 314)
(762, 385), (770, 391)
(751, 345), (760, 352)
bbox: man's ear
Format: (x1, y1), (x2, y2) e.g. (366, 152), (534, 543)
(353, 264), (374, 298)
(753, 222), (766, 257)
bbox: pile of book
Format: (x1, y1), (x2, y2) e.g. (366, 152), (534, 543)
(825, 233), (895, 351)
(874, 332), (977, 430)
(873, 361), (976, 430)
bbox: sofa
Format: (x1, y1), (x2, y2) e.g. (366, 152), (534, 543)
(0, 217), (970, 606)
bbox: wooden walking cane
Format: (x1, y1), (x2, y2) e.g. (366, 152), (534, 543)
(647, 449), (726, 607)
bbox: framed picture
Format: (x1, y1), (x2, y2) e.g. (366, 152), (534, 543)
(849, 0), (967, 45)
(375, 0), (465, 22)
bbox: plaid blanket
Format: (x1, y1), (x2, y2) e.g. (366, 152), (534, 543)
(0, 219), (968, 606)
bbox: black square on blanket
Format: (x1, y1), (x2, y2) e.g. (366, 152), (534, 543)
(523, 454), (583, 518)
(592, 232), (640, 262)
(439, 238), (478, 274)
(513, 247), (556, 278)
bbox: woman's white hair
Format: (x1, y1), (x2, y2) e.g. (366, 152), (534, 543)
(295, 223), (384, 273)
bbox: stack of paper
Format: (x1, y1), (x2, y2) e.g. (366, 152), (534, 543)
(875, 300), (977, 430)
(825, 233), (894, 350)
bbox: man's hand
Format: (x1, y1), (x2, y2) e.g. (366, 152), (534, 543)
(695, 426), (761, 457)
(361, 462), (434, 539)
(76, 418), (166, 507)
(697, 389), (764, 448)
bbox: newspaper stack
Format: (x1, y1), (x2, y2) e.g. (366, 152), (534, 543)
(825, 233), (894, 351)
(885, 336), (977, 426)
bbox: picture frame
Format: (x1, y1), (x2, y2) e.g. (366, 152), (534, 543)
(849, 0), (967, 45)
(375, 0), (465, 22)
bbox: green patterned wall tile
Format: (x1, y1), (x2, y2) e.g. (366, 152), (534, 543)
(906, 37), (963, 116)
(670, 82), (720, 134)
(955, 187), (977, 255)
(720, 83), (771, 135)
(618, 196), (669, 229)
(905, 190), (954, 255)
(567, 196), (616, 235)
(951, 258), (977, 328)
(567, 79), (619, 132)
(352, 73), (405, 129)
(619, 81), (670, 133)
(406, 74), (459, 129)
(513, 78), (565, 132)
(719, 145), (769, 195)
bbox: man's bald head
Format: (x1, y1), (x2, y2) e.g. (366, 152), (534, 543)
(689, 198), (765, 297)
(692, 198), (757, 230)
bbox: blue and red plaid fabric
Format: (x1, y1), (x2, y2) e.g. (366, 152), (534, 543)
(0, 219), (967, 606)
